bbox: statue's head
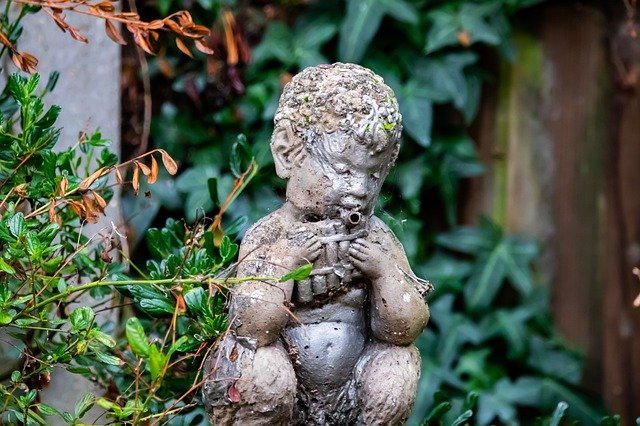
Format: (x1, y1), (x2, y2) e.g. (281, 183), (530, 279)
(271, 63), (402, 217)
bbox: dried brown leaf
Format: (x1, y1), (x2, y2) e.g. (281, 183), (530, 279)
(148, 155), (159, 184)
(163, 19), (180, 33)
(0, 31), (13, 49)
(69, 25), (89, 43)
(105, 20), (126, 45)
(159, 149), (178, 175)
(194, 39), (214, 55)
(96, 1), (115, 12)
(11, 53), (22, 72)
(115, 167), (124, 184)
(48, 199), (56, 223)
(135, 160), (151, 176)
(69, 200), (85, 219)
(59, 176), (69, 196)
(91, 190), (107, 210)
(118, 12), (140, 20)
(175, 37), (193, 58)
(148, 19), (164, 30)
(133, 31), (154, 55)
(82, 193), (98, 223)
(132, 165), (140, 195)
(51, 12), (69, 32)
(79, 167), (105, 190)
(20, 52), (38, 74)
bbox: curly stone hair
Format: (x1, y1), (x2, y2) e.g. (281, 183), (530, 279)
(273, 63), (402, 159)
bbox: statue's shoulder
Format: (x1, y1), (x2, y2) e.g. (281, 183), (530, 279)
(241, 209), (287, 251)
(368, 215), (407, 251)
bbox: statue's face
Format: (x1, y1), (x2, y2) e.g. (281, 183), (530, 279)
(286, 130), (395, 218)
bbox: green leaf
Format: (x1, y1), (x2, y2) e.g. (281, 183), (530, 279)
(8, 212), (26, 237)
(139, 297), (175, 315)
(451, 410), (474, 426)
(74, 393), (95, 420)
(549, 401), (569, 426)
(397, 80), (432, 147)
(423, 401), (451, 423)
(184, 285), (205, 311)
(219, 235), (238, 262)
(125, 317), (150, 358)
(93, 350), (122, 366)
(38, 403), (62, 418)
(69, 306), (95, 332)
(464, 243), (510, 311)
(413, 53), (478, 109)
(338, 0), (385, 63)
(147, 343), (165, 382)
(91, 330), (116, 348)
(25, 231), (41, 258)
(436, 226), (489, 254)
(0, 257), (16, 274)
(280, 262), (313, 282)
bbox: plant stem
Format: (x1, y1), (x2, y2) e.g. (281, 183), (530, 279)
(14, 275), (278, 320)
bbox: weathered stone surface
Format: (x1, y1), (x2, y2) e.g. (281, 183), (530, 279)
(203, 63), (431, 425)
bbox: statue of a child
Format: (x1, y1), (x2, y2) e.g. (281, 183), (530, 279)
(203, 63), (431, 425)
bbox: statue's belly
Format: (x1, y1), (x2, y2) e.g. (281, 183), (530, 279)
(283, 321), (365, 389)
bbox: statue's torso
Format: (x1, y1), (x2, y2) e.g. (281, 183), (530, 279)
(282, 285), (368, 390)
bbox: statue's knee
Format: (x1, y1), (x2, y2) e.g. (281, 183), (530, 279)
(203, 338), (296, 425)
(357, 344), (421, 425)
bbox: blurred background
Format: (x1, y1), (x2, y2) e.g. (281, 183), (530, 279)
(15, 0), (640, 423)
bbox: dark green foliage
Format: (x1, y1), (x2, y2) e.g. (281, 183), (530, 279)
(129, 0), (619, 424)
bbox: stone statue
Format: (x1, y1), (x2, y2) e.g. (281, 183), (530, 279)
(202, 63), (431, 425)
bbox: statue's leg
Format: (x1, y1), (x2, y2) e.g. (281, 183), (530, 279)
(355, 343), (421, 426)
(202, 335), (297, 426)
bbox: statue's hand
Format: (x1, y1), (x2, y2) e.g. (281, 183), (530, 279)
(348, 238), (389, 280)
(294, 231), (323, 267)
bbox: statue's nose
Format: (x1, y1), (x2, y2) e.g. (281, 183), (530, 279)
(346, 178), (368, 199)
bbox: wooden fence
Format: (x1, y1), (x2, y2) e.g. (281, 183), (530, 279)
(463, 2), (640, 421)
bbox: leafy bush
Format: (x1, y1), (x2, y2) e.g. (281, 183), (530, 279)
(123, 0), (618, 424)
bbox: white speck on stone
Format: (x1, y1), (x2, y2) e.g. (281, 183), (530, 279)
(403, 293), (411, 303)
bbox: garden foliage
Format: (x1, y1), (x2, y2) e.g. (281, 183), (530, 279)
(0, 0), (625, 425)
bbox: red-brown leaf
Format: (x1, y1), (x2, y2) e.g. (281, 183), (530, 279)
(194, 39), (214, 55)
(175, 38), (193, 58)
(105, 20), (126, 45)
(159, 149), (178, 175)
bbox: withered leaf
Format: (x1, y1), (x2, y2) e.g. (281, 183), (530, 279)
(20, 52), (38, 74)
(48, 200), (56, 223)
(159, 149), (178, 175)
(132, 165), (140, 195)
(68, 25), (89, 43)
(175, 37), (193, 58)
(115, 167), (124, 185)
(59, 176), (69, 196)
(79, 167), (106, 190)
(133, 31), (154, 55)
(194, 39), (214, 55)
(105, 20), (126, 45)
(91, 190), (107, 210)
(0, 31), (13, 49)
(147, 19), (164, 30)
(82, 193), (99, 223)
(148, 155), (159, 184)
(96, 1), (115, 12)
(135, 160), (151, 176)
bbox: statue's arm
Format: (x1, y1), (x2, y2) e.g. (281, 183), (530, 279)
(349, 219), (430, 345)
(228, 215), (321, 347)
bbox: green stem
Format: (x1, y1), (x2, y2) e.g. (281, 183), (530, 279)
(14, 275), (277, 320)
